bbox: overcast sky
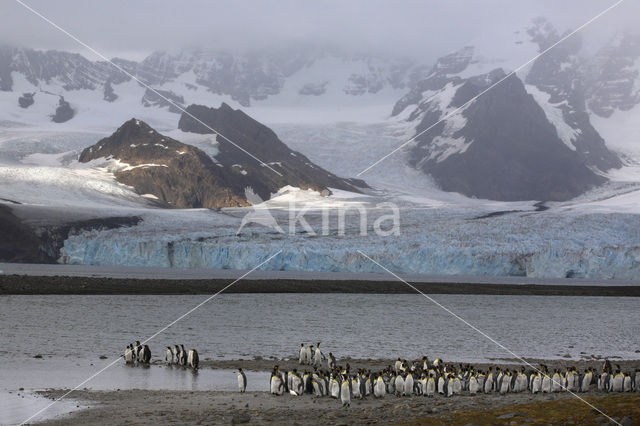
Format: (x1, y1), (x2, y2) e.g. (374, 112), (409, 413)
(1, 0), (635, 61)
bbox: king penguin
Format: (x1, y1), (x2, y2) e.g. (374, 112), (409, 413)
(403, 372), (414, 396)
(238, 368), (247, 392)
(140, 344), (151, 364)
(165, 347), (173, 365)
(340, 375), (351, 407)
(611, 370), (624, 392)
(124, 345), (134, 364)
(270, 371), (284, 395)
(426, 373), (436, 397)
(374, 375), (386, 398)
(469, 374), (479, 395)
(395, 374), (405, 397)
(531, 373), (541, 394)
(623, 373), (632, 392)
(187, 349), (199, 370)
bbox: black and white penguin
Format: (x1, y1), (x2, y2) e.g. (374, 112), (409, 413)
(312, 376), (323, 396)
(394, 358), (402, 374)
(599, 371), (610, 391)
(623, 373), (632, 392)
(484, 369), (494, 393)
(314, 343), (324, 367)
(566, 368), (576, 392)
(306, 346), (313, 366)
(395, 374), (405, 397)
(139, 345), (151, 364)
(179, 344), (187, 366)
(446, 375), (455, 397)
(541, 372), (552, 393)
(403, 372), (414, 396)
(469, 373), (480, 395)
(328, 352), (336, 370)
(187, 349), (199, 370)
(299, 344), (305, 364)
(270, 372), (284, 395)
(581, 369), (593, 392)
(329, 375), (340, 399)
(173, 345), (182, 365)
(374, 375), (386, 398)
(422, 356), (429, 371)
(453, 374), (462, 395)
(291, 371), (304, 395)
(611, 370), (624, 392)
(165, 347), (173, 365)
(172, 345), (180, 364)
(340, 375), (351, 407)
(303, 372), (312, 394)
(351, 376), (362, 399)
(237, 368), (247, 392)
(531, 373), (541, 394)
(426, 373), (436, 397)
(124, 345), (134, 364)
(499, 371), (511, 394)
(551, 370), (563, 393)
(437, 374), (446, 395)
(133, 341), (142, 361)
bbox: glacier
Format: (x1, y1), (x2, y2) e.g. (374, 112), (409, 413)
(60, 208), (640, 279)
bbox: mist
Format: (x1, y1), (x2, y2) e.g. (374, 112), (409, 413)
(2, 0), (637, 61)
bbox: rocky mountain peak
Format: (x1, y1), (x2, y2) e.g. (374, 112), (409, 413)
(178, 103), (367, 201)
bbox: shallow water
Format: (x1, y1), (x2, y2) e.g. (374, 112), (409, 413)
(1, 294), (638, 423)
(0, 391), (82, 426)
(2, 294), (638, 363)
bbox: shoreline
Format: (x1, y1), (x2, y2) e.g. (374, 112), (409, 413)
(25, 358), (640, 424)
(2, 273), (640, 295)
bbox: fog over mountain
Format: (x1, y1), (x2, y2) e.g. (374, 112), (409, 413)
(2, 0), (637, 61)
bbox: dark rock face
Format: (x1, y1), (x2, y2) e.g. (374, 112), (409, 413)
(141, 88), (184, 113)
(0, 204), (142, 263)
(103, 80), (117, 102)
(51, 97), (74, 123)
(18, 92), (35, 108)
(411, 71), (605, 201)
(178, 103), (367, 201)
(299, 81), (328, 96)
(79, 119), (249, 208)
(0, 205), (52, 263)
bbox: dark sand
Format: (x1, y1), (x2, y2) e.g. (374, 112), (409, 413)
(2, 274), (640, 296)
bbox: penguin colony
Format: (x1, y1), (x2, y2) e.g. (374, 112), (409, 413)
(123, 341), (199, 370)
(265, 346), (639, 407)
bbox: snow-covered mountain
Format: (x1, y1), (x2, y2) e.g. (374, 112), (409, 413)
(391, 17), (625, 201)
(0, 45), (426, 127)
(1, 20), (640, 206)
(584, 33), (640, 159)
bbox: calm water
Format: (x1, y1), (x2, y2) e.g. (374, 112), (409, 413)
(1, 294), (638, 423)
